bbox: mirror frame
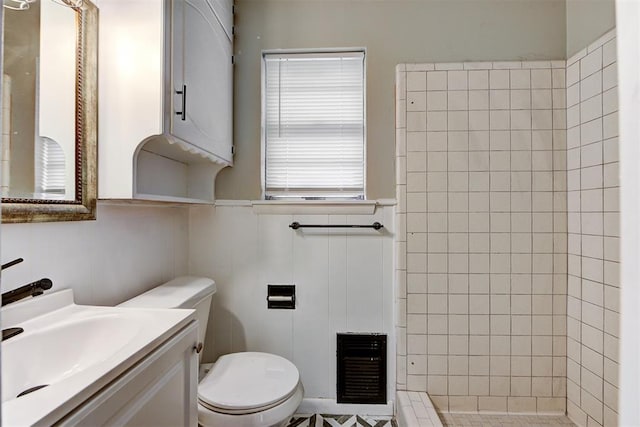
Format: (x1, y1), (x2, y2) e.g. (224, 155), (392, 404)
(1, 0), (97, 223)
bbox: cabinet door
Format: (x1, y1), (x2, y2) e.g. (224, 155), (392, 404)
(210, 0), (234, 39)
(57, 322), (199, 426)
(171, 0), (233, 163)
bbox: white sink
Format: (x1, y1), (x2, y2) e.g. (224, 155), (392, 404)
(1, 289), (195, 426)
(2, 314), (140, 403)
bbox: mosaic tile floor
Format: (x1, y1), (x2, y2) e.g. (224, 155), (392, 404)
(440, 413), (575, 427)
(286, 414), (397, 427)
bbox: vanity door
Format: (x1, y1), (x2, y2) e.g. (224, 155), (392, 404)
(170, 0), (233, 163)
(57, 322), (199, 426)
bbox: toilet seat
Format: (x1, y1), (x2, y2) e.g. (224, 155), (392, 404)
(197, 382), (304, 427)
(198, 352), (300, 415)
(198, 384), (299, 415)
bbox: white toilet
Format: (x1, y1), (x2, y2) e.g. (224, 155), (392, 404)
(119, 276), (304, 427)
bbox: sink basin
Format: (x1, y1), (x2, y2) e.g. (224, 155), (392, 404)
(2, 314), (141, 403)
(1, 289), (195, 426)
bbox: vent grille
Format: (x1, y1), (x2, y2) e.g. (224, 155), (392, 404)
(337, 333), (386, 404)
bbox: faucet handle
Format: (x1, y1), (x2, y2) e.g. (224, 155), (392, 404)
(39, 278), (53, 290)
(1, 258), (23, 270)
(28, 279), (53, 297)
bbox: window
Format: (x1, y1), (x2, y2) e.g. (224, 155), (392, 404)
(262, 50), (366, 200)
(35, 137), (66, 195)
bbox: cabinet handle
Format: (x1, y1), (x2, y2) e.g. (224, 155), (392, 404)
(193, 342), (203, 354)
(176, 85), (187, 121)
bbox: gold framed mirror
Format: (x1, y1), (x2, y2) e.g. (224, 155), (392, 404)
(1, 0), (97, 223)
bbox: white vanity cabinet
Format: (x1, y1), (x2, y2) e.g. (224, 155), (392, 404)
(98, 0), (233, 203)
(58, 321), (199, 426)
(170, 0), (233, 163)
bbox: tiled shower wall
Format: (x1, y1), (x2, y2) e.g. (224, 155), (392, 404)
(395, 61), (569, 413)
(565, 30), (619, 427)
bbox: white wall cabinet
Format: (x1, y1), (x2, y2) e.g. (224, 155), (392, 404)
(170, 0), (233, 162)
(98, 0), (233, 203)
(58, 322), (199, 426)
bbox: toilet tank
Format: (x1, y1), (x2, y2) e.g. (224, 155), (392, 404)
(118, 276), (216, 354)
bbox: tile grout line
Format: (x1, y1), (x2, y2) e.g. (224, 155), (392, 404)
(487, 68), (493, 405)
(444, 69), (450, 403)
(466, 69), (472, 410)
(508, 70), (515, 402)
(423, 70), (428, 393)
(599, 44), (606, 425)
(577, 54), (584, 424)
(527, 67), (533, 407)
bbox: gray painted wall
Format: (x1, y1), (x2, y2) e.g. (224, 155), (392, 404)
(566, 0), (615, 57)
(216, 0), (567, 200)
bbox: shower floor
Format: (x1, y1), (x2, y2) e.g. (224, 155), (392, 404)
(439, 413), (575, 427)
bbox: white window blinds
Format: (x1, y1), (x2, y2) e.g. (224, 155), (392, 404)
(263, 51), (365, 199)
(35, 137), (66, 195)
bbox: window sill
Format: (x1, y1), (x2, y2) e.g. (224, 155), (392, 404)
(214, 199), (396, 215)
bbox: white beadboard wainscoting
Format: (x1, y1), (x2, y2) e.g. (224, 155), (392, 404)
(0, 202), (189, 306)
(189, 203), (396, 413)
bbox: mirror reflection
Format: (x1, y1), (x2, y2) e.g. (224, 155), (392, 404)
(2, 0), (78, 200)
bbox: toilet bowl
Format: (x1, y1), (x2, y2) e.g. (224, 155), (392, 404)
(198, 352), (304, 426)
(119, 277), (303, 427)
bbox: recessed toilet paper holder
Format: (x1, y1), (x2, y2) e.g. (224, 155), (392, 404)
(267, 284), (296, 309)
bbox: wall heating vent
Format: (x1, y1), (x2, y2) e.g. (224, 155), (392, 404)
(336, 333), (387, 404)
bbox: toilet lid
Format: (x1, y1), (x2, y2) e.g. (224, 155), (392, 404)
(198, 352), (300, 412)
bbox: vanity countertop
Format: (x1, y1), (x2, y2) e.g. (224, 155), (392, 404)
(1, 289), (195, 426)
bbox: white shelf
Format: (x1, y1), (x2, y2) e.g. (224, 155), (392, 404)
(141, 135), (231, 166)
(250, 200), (379, 215)
(133, 139), (228, 204)
(133, 193), (215, 205)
